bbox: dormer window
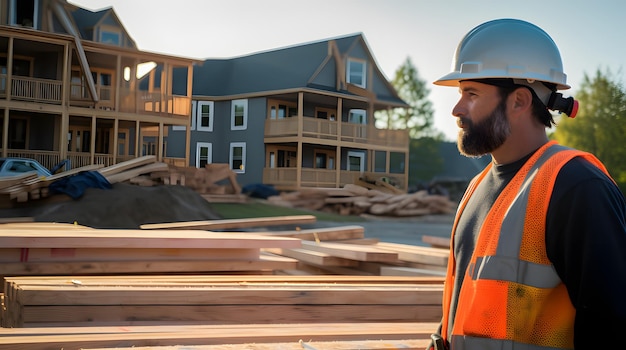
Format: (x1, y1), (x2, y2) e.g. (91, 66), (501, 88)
(9, 0), (38, 29)
(100, 31), (120, 45)
(347, 58), (366, 88)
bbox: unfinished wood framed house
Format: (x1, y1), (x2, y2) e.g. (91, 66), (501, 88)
(0, 0), (195, 171)
(167, 33), (410, 191)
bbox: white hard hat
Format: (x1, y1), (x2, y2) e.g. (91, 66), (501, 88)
(434, 18), (570, 90)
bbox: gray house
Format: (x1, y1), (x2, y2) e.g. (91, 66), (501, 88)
(168, 33), (410, 191)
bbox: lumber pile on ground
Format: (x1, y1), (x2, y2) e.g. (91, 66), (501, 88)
(0, 215), (446, 349)
(1, 275), (443, 328)
(0, 157), (246, 207)
(0, 322), (437, 350)
(0, 220), (303, 279)
(267, 184), (457, 217)
(0, 164), (104, 207)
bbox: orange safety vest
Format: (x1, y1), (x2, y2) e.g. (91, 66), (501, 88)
(441, 141), (612, 349)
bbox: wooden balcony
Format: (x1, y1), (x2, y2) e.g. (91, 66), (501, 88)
(263, 167), (406, 191)
(264, 117), (408, 149)
(1, 75), (190, 118)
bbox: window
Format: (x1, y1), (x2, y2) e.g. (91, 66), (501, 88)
(172, 100), (195, 131)
(347, 58), (366, 88)
(314, 149), (336, 169)
(197, 101), (214, 132)
(390, 152), (405, 174)
(315, 107), (337, 121)
(348, 109), (367, 124)
(231, 99), (247, 130)
(347, 151), (365, 172)
(10, 0), (38, 28)
(196, 142), (212, 168)
(268, 100), (297, 120)
(100, 31), (120, 45)
(230, 142), (246, 173)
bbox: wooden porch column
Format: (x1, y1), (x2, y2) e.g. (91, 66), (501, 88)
(185, 64), (194, 166)
(296, 92), (304, 189)
(2, 37), (13, 157)
(112, 119), (119, 163)
(158, 121), (164, 161)
(59, 41), (71, 162)
(335, 97), (342, 187)
(135, 120), (141, 157)
(90, 115), (96, 164)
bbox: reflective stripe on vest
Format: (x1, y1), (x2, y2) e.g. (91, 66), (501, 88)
(445, 141), (612, 350)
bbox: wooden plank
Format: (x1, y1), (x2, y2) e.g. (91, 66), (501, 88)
(375, 242), (448, 266)
(0, 322), (438, 350)
(104, 163), (170, 184)
(0, 229), (302, 249)
(3, 275), (444, 285)
(97, 155), (157, 177)
(140, 215), (317, 230)
(84, 339), (431, 350)
(10, 284), (442, 306)
(265, 248), (360, 267)
(0, 254), (297, 277)
(301, 241), (399, 263)
(422, 235), (450, 249)
(253, 225), (364, 241)
(18, 304), (441, 326)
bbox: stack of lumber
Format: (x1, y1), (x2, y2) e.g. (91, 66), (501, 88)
(0, 164), (103, 206)
(0, 215), (447, 349)
(0, 156), (246, 207)
(0, 220), (304, 279)
(0, 322), (437, 349)
(267, 184), (457, 217)
(142, 217), (449, 277)
(1, 275), (443, 328)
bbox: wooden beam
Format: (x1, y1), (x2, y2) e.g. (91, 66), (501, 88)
(0, 322), (438, 350)
(140, 215), (317, 230)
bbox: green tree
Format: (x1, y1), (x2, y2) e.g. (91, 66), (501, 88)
(553, 69), (626, 193)
(376, 57), (439, 139)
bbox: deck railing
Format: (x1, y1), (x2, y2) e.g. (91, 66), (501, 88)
(265, 117), (408, 148)
(263, 167), (406, 190)
(0, 75), (63, 104)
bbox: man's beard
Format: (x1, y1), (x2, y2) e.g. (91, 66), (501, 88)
(457, 99), (511, 157)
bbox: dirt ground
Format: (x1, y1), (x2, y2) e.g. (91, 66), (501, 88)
(0, 183), (221, 228)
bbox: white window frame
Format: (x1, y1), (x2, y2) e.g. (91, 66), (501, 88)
(347, 58), (366, 88)
(173, 100), (196, 131)
(347, 151), (365, 172)
(348, 109), (367, 124)
(231, 99), (248, 130)
(197, 101), (214, 132)
(230, 142), (246, 173)
(196, 142), (212, 168)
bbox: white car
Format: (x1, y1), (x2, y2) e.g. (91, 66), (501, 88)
(0, 157), (52, 178)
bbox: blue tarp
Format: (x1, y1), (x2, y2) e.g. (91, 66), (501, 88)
(48, 171), (112, 199)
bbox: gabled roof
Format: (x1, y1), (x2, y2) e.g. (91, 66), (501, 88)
(70, 6), (109, 39)
(192, 33), (407, 107)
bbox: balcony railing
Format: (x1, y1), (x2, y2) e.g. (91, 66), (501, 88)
(265, 117), (408, 148)
(0, 75), (62, 104)
(263, 167), (406, 190)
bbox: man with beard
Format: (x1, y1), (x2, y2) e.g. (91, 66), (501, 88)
(427, 19), (626, 350)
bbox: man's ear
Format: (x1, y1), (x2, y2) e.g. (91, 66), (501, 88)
(511, 87), (533, 111)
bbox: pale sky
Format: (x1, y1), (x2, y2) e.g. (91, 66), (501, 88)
(70, 0), (626, 141)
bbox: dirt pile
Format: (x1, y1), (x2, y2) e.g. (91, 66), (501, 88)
(0, 183), (221, 228)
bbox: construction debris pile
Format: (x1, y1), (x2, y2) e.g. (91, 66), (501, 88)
(268, 183), (457, 217)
